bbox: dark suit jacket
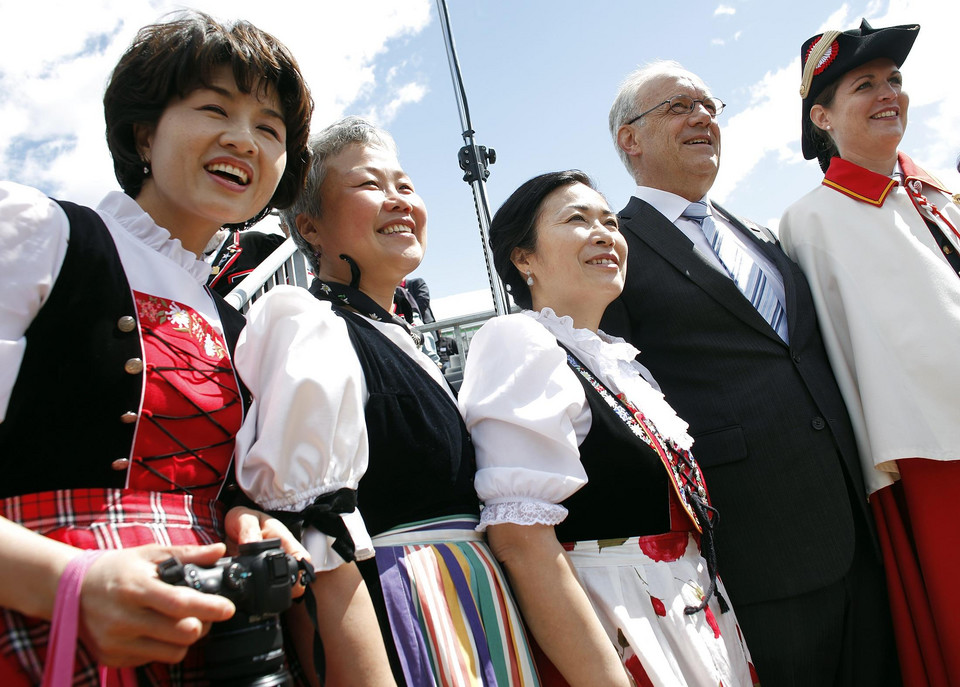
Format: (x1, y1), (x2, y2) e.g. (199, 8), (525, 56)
(601, 196), (869, 607)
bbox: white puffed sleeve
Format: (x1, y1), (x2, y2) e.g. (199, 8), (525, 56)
(0, 183), (69, 422)
(459, 314), (591, 530)
(234, 285), (374, 570)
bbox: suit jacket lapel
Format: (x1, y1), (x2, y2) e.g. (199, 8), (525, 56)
(620, 196), (786, 345)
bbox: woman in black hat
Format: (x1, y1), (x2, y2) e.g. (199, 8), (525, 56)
(780, 19), (960, 686)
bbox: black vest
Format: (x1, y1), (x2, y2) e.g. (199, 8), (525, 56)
(0, 200), (245, 497)
(338, 308), (479, 534)
(555, 368), (671, 543)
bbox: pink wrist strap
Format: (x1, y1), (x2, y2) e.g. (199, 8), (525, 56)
(42, 550), (104, 687)
(41, 550), (136, 687)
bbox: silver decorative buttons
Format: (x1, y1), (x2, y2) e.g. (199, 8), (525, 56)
(117, 316), (137, 333)
(111, 458), (131, 471)
(124, 358), (144, 374)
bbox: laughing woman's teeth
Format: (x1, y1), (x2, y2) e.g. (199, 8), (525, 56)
(380, 225), (412, 234)
(206, 162), (249, 185)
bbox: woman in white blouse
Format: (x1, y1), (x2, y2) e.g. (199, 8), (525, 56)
(0, 12), (312, 685)
(459, 171), (757, 687)
(234, 117), (539, 687)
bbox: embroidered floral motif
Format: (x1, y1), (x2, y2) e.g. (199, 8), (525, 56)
(136, 295), (227, 360)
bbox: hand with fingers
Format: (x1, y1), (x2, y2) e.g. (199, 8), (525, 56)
(77, 543), (235, 667)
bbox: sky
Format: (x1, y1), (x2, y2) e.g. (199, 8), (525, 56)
(2, 0), (958, 318)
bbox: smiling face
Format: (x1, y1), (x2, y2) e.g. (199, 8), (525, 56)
(810, 58), (908, 175)
(618, 70), (721, 201)
(134, 65), (287, 254)
(299, 143), (427, 306)
(512, 182), (626, 331)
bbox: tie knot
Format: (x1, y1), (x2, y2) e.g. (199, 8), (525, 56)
(681, 201), (711, 221)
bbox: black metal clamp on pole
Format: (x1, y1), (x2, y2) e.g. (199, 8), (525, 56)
(436, 0), (509, 316)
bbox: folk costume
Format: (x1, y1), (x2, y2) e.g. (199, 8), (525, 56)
(0, 182), (246, 686)
(780, 154), (960, 687)
(207, 229), (286, 298)
(234, 284), (539, 687)
(459, 309), (757, 687)
(783, 18), (960, 686)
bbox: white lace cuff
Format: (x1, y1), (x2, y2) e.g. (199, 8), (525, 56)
(477, 500), (568, 531)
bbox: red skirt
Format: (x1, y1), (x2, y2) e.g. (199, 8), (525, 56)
(872, 458), (960, 687)
(0, 488), (224, 687)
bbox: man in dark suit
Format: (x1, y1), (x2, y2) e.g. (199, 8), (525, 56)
(600, 61), (898, 686)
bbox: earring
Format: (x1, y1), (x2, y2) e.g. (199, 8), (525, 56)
(825, 125), (831, 131)
(526, 271), (534, 286)
(142, 160), (151, 176)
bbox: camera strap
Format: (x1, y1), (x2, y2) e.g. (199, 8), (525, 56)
(299, 575), (329, 686)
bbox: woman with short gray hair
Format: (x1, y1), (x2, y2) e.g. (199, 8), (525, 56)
(235, 117), (540, 686)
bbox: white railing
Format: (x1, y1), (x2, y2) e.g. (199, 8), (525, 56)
(224, 237), (309, 313)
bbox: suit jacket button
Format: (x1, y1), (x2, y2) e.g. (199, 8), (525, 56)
(111, 458), (130, 471)
(811, 416), (826, 430)
(792, 353), (801, 364)
(124, 358), (144, 374)
(120, 411), (138, 424)
(117, 315), (137, 333)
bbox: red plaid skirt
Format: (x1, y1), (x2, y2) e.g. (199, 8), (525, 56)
(0, 488), (225, 686)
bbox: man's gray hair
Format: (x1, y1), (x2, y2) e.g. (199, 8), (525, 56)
(282, 115), (398, 271)
(608, 60), (688, 177)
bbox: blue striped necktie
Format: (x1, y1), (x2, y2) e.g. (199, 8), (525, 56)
(682, 201), (788, 340)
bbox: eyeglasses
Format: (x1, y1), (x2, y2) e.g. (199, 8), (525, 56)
(625, 95), (726, 125)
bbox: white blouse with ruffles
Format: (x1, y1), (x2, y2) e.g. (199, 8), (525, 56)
(234, 285), (454, 571)
(0, 181), (222, 421)
(458, 308), (692, 531)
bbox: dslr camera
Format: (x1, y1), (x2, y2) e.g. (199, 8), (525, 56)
(158, 538), (299, 687)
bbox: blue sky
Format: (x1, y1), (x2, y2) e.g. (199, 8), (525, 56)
(2, 0), (957, 315)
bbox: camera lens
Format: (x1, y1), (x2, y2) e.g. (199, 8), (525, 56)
(201, 612), (292, 687)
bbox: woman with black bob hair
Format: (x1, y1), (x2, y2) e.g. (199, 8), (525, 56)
(460, 171), (757, 686)
(0, 11), (312, 686)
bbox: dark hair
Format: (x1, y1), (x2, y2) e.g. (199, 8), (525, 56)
(489, 170), (595, 309)
(808, 79), (841, 172)
(103, 10), (313, 216)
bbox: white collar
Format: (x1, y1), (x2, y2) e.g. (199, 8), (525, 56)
(632, 185), (711, 225)
(96, 192), (211, 283)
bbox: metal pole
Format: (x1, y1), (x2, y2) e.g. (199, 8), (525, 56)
(435, 0), (510, 316)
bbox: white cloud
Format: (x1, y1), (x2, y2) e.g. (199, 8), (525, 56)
(714, 5), (736, 16)
(712, 59), (801, 202)
(0, 0), (432, 205)
(379, 83), (429, 123)
(712, 38), (726, 46)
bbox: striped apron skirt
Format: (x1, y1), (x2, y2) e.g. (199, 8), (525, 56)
(372, 515), (540, 686)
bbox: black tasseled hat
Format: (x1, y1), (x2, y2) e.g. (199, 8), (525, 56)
(799, 18), (919, 160)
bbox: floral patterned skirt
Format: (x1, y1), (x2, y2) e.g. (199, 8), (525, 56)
(548, 532), (758, 687)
